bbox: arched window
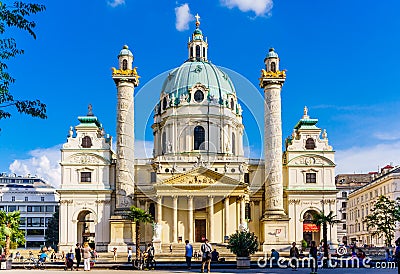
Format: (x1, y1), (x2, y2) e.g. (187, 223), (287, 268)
(194, 90), (204, 103)
(305, 138), (315, 150)
(232, 132), (236, 155)
(122, 59), (128, 70)
(190, 47), (193, 59)
(81, 136), (92, 148)
(230, 98), (235, 110)
(196, 45), (200, 60)
(194, 126), (205, 150)
(271, 62), (276, 72)
(162, 131), (166, 154)
(162, 97), (168, 110)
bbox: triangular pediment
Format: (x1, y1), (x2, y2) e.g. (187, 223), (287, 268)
(155, 167), (246, 190)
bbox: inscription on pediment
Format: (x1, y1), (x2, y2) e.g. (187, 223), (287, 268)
(168, 175), (215, 185)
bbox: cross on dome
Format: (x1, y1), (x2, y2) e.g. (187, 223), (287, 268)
(195, 13), (200, 27)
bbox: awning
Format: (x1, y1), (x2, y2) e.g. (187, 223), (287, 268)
(303, 223), (320, 232)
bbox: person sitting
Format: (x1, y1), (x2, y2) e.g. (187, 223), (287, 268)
(38, 252), (48, 264)
(271, 249), (279, 262)
(65, 249), (74, 271)
(211, 249), (219, 262)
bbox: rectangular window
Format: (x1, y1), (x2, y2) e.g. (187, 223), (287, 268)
(11, 196), (15, 201)
(41, 197), (45, 202)
(244, 173), (250, 184)
(150, 172), (156, 183)
(306, 173), (316, 183)
(45, 206), (54, 213)
(343, 224), (346, 230)
(26, 229), (44, 235)
(25, 197), (28, 202)
(27, 206), (43, 212)
(27, 217), (44, 227)
(342, 213), (346, 219)
(8, 206), (17, 212)
(18, 206), (26, 212)
(81, 172), (91, 183)
(342, 202), (347, 208)
(20, 217), (26, 226)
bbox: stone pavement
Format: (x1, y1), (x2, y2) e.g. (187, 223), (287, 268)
(0, 268), (397, 273)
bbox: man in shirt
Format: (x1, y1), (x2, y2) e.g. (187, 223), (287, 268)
(185, 240), (193, 270)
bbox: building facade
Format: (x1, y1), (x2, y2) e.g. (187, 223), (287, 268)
(58, 17), (338, 252)
(335, 173), (370, 245)
(0, 174), (59, 248)
(346, 166), (400, 246)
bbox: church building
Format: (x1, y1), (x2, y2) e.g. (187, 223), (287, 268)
(58, 16), (338, 252)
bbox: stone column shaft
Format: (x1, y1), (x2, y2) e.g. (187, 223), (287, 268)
(156, 196), (162, 224)
(240, 197), (246, 224)
(188, 196), (194, 243)
(224, 197), (229, 238)
(172, 196), (178, 243)
(208, 196), (214, 242)
(263, 82), (285, 216)
(115, 81), (135, 209)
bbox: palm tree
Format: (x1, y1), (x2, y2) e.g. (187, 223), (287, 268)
(312, 211), (338, 268)
(0, 211), (25, 258)
(128, 206), (154, 260)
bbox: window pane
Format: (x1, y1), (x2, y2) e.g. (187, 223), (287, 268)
(81, 172), (91, 183)
(194, 126), (205, 150)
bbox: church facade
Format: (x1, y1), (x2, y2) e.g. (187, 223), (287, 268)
(58, 17), (338, 252)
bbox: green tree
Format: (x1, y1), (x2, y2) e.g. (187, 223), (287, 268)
(227, 230), (259, 257)
(364, 195), (400, 247)
(45, 208), (59, 247)
(128, 206), (154, 260)
(0, 1), (46, 123)
(312, 211), (338, 267)
(0, 211), (25, 258)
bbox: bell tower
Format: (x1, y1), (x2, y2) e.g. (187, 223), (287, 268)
(259, 48), (290, 250)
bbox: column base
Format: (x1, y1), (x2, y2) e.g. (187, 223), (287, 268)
(108, 215), (134, 252)
(261, 213), (290, 252)
(152, 239), (162, 254)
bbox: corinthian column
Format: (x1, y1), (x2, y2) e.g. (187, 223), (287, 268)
(208, 196), (214, 243)
(188, 196), (194, 243)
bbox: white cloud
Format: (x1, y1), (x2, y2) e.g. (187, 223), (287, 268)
(220, 0), (273, 16)
(175, 3), (194, 31)
(9, 145), (61, 188)
(336, 142), (400, 174)
(107, 0), (125, 8)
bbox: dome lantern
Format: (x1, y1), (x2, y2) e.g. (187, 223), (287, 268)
(188, 13), (208, 62)
(264, 47), (280, 72)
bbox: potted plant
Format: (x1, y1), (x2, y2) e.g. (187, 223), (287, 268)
(227, 230), (259, 268)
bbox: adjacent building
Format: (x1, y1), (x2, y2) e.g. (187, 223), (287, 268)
(346, 165), (400, 246)
(335, 173), (370, 245)
(0, 174), (59, 248)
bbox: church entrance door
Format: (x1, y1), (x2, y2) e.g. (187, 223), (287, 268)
(77, 210), (96, 245)
(195, 219), (206, 242)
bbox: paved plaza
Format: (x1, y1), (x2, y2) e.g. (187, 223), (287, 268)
(0, 268), (398, 273)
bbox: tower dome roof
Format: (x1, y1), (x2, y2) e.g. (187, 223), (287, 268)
(266, 47), (278, 58)
(161, 61), (236, 101)
(118, 45), (133, 57)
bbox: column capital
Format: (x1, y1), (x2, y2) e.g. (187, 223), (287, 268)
(187, 195), (194, 200)
(172, 195), (178, 200)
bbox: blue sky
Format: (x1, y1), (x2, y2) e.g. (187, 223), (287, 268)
(2, 0), (400, 185)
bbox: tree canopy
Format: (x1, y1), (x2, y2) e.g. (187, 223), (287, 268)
(128, 206), (154, 260)
(0, 1), (46, 124)
(0, 210), (25, 257)
(364, 195), (400, 247)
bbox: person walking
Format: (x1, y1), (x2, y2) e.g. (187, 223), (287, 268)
(289, 242), (299, 271)
(145, 243), (155, 270)
(201, 238), (212, 273)
(185, 240), (193, 270)
(112, 247), (117, 262)
(74, 243), (82, 271)
(82, 242), (92, 271)
(309, 241), (318, 274)
(127, 247), (133, 262)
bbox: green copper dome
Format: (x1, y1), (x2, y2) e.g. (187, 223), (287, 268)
(161, 61), (236, 101)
